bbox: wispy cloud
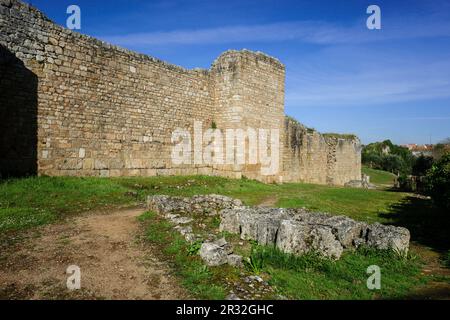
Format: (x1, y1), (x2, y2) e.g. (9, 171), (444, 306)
(400, 117), (450, 120)
(285, 46), (450, 107)
(97, 14), (450, 47)
(286, 74), (450, 107)
(98, 21), (327, 46)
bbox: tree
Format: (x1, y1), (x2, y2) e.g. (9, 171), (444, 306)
(381, 154), (404, 174)
(433, 138), (450, 160)
(426, 152), (450, 209)
(412, 155), (434, 176)
(362, 140), (415, 175)
(362, 152), (382, 169)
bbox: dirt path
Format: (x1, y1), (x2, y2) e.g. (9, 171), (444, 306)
(406, 243), (450, 300)
(0, 208), (188, 300)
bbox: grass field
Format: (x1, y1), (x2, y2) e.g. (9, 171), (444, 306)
(1, 174), (448, 300)
(362, 166), (397, 187)
(246, 245), (426, 299)
(0, 176), (133, 232)
(0, 174), (409, 232)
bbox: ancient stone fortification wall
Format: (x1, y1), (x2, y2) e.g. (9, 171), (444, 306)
(211, 50), (285, 181)
(1, 0), (217, 178)
(281, 117), (361, 184)
(0, 0), (361, 185)
(325, 136), (362, 185)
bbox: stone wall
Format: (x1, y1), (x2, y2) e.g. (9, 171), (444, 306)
(211, 50), (285, 182)
(281, 117), (361, 184)
(325, 136), (362, 185)
(1, 0), (218, 178)
(0, 0), (361, 185)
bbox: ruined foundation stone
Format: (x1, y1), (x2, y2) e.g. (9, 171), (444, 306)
(147, 194), (243, 216)
(199, 238), (233, 267)
(147, 195), (411, 260)
(1, 0), (361, 185)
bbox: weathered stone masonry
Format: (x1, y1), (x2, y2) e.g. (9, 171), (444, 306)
(0, 0), (361, 184)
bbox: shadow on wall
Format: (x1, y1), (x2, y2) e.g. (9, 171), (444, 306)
(0, 45), (38, 178)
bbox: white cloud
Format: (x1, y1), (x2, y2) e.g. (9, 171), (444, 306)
(285, 46), (450, 107)
(97, 15), (450, 47)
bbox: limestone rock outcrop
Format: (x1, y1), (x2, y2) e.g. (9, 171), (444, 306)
(147, 194), (410, 260)
(147, 194), (243, 216)
(220, 207), (409, 259)
(199, 238), (233, 266)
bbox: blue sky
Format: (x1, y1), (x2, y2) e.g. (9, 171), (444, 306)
(24, 0), (450, 144)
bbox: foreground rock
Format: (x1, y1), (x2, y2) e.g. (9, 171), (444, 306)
(147, 195), (410, 260)
(219, 207), (410, 259)
(366, 223), (411, 253)
(199, 238), (233, 266)
(147, 194), (243, 216)
(344, 174), (376, 189)
(147, 194), (243, 244)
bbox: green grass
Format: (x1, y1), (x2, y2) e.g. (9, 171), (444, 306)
(0, 175), (441, 248)
(0, 176), (133, 232)
(275, 183), (408, 223)
(362, 166), (397, 187)
(118, 175), (276, 205)
(248, 245), (426, 300)
(0, 175), (410, 232)
(323, 133), (358, 140)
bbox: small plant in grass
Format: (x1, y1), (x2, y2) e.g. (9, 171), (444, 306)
(244, 255), (264, 274)
(218, 230), (235, 240)
(187, 240), (203, 256)
(209, 216), (221, 229)
(244, 244), (267, 274)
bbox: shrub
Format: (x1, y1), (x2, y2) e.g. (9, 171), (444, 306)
(381, 154), (405, 174)
(413, 155), (434, 176)
(397, 174), (409, 190)
(425, 152), (450, 209)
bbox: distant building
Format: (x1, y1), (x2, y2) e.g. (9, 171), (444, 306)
(402, 144), (434, 157)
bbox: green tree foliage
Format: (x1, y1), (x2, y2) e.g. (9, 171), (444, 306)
(433, 139), (450, 160)
(412, 155), (434, 176)
(362, 140), (415, 175)
(425, 152), (450, 209)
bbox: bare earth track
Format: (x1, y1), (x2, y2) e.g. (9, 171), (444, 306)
(0, 208), (188, 300)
